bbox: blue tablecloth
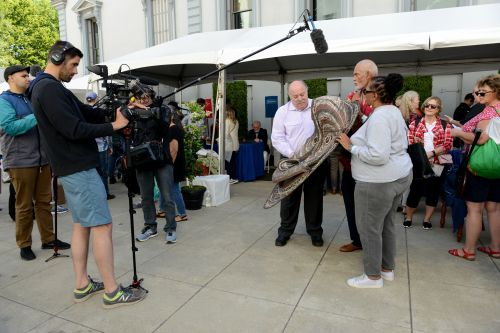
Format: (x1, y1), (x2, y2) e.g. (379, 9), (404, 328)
(206, 142), (264, 181)
(237, 142), (264, 181)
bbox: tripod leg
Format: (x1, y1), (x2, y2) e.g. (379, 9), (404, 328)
(46, 176), (69, 262)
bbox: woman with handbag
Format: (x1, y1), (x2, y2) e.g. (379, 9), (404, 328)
(404, 97), (453, 229)
(449, 74), (500, 261)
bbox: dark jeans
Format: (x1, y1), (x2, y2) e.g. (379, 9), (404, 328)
(136, 164), (176, 232)
(341, 170), (361, 247)
(108, 143), (123, 179)
(278, 161), (326, 237)
(97, 150), (109, 195)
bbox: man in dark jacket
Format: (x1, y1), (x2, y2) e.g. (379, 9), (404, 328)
(28, 40), (146, 308)
(453, 93), (474, 123)
(0, 65), (70, 261)
(247, 120), (270, 153)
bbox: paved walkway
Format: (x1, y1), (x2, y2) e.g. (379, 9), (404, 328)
(0, 179), (499, 333)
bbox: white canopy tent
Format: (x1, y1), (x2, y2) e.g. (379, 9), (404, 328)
(98, 4), (500, 86)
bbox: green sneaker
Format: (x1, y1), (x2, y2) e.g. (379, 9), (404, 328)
(73, 276), (105, 303)
(102, 284), (147, 309)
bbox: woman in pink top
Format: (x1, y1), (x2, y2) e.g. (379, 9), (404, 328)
(449, 74), (500, 261)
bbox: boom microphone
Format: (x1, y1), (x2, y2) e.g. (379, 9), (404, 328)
(305, 10), (328, 54)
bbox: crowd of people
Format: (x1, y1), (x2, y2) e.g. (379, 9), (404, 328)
(270, 60), (499, 288)
(0, 39), (498, 313)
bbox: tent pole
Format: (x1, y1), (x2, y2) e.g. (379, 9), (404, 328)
(218, 69), (226, 175)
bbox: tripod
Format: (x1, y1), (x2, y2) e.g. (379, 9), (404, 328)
(122, 128), (148, 292)
(46, 176), (69, 262)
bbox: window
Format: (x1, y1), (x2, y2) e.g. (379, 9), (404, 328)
(313, 0), (341, 20)
(71, 0), (103, 72)
(232, 0), (252, 29)
(86, 18), (100, 65)
(152, 0), (169, 45)
(413, 0), (460, 10)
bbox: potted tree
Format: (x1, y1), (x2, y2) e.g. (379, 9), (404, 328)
(181, 101), (207, 210)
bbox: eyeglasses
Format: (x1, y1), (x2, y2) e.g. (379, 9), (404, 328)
(474, 91), (493, 97)
(424, 104), (439, 109)
(363, 90), (375, 94)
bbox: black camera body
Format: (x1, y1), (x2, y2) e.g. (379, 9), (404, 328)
(87, 64), (170, 169)
(87, 64), (162, 123)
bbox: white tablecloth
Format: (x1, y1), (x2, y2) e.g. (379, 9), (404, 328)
(192, 175), (230, 206)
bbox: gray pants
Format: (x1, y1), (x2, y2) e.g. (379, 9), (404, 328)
(355, 174), (412, 276)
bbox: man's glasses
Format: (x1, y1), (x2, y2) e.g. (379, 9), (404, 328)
(474, 91), (493, 97)
(363, 90), (375, 94)
(424, 104), (439, 109)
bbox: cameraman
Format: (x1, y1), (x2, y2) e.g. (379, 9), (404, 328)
(131, 86), (177, 244)
(28, 40), (146, 308)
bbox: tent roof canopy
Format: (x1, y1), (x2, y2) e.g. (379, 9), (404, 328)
(99, 4), (500, 87)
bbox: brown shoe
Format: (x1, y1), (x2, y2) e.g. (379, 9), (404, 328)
(339, 243), (362, 252)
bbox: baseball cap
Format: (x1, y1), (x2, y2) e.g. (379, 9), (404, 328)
(4, 65), (30, 81)
(85, 91), (97, 101)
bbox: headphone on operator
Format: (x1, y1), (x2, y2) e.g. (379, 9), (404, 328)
(49, 41), (76, 65)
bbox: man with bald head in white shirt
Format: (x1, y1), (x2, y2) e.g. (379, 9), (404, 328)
(271, 80), (326, 247)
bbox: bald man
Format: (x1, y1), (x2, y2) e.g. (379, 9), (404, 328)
(339, 59), (378, 253)
(271, 80), (326, 247)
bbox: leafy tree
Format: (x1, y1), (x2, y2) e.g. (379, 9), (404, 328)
(0, 0), (59, 68)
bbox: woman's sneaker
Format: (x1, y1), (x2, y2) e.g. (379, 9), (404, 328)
(102, 285), (147, 309)
(403, 220), (412, 228)
(74, 276), (105, 303)
(423, 221), (433, 230)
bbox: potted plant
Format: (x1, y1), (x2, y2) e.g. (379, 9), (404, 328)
(181, 101), (207, 209)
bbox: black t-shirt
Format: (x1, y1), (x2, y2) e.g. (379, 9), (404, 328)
(168, 125), (186, 183)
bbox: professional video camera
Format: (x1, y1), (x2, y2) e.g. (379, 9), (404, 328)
(87, 64), (162, 122)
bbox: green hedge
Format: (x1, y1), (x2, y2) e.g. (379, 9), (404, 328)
(399, 75), (432, 103)
(304, 78), (327, 98)
(212, 81), (248, 139)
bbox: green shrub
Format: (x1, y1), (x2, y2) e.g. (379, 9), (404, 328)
(399, 75), (432, 102)
(212, 81), (248, 139)
(304, 78), (327, 98)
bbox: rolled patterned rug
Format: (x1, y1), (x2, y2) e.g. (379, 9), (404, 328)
(264, 95), (360, 209)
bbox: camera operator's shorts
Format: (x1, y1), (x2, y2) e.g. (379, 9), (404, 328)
(59, 169), (112, 227)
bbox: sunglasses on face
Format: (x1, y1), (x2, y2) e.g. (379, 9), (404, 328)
(474, 91), (493, 97)
(424, 104), (439, 109)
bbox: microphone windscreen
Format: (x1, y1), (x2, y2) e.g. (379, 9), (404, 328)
(310, 29), (328, 54)
(139, 76), (159, 86)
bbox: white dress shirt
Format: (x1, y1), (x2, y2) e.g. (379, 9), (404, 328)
(271, 99), (314, 158)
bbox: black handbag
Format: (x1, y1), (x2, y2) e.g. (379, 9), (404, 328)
(408, 142), (435, 179)
(129, 141), (165, 168)
(455, 129), (482, 198)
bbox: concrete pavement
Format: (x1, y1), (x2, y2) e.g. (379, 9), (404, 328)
(0, 179), (498, 333)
